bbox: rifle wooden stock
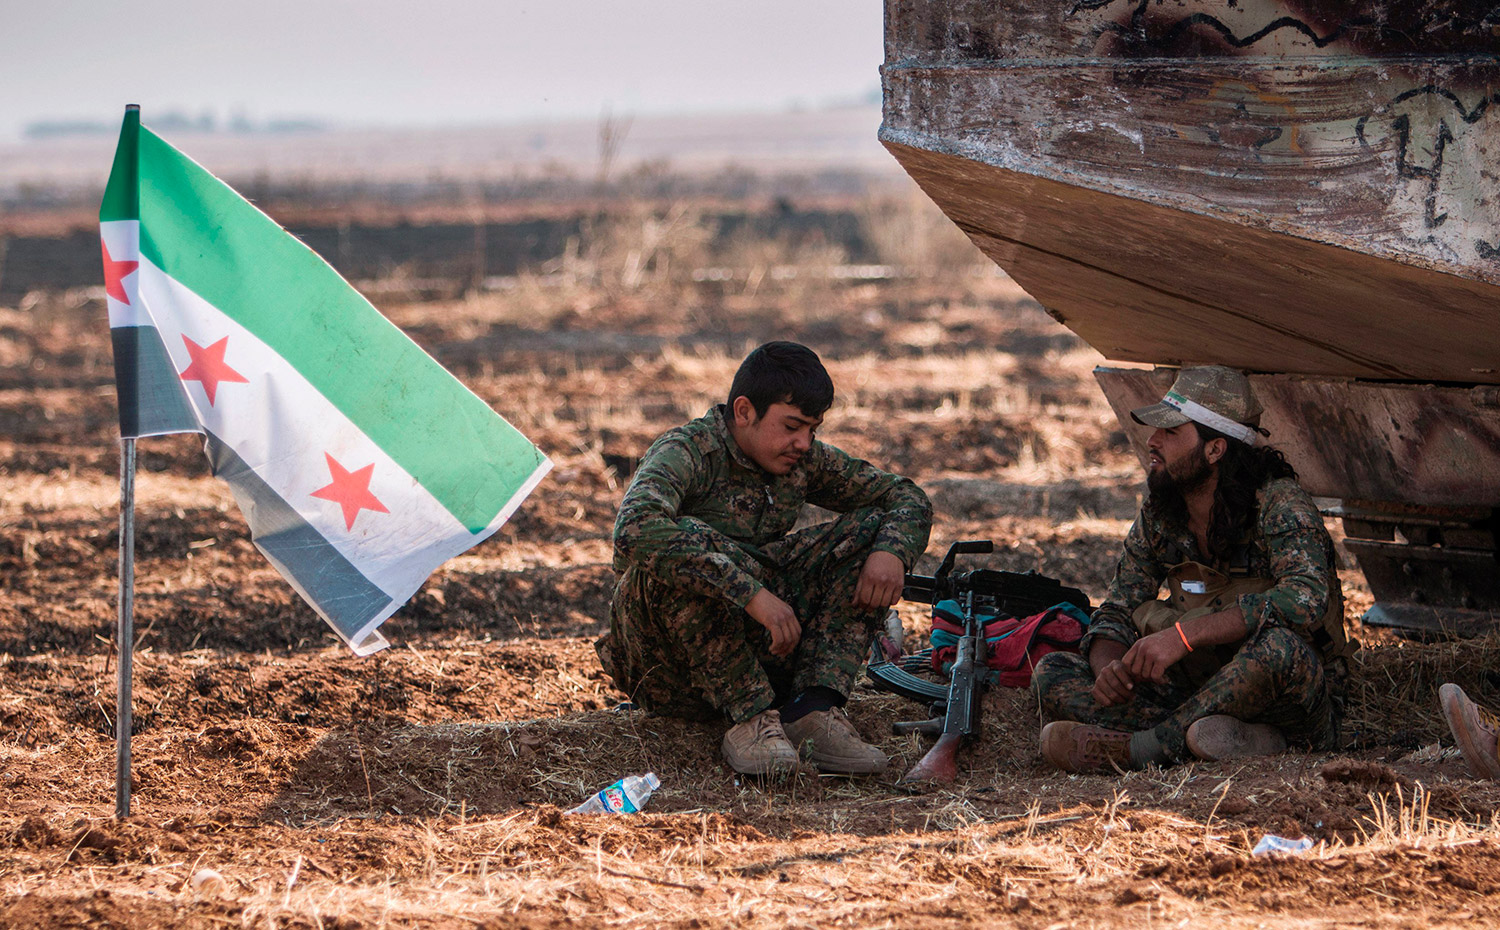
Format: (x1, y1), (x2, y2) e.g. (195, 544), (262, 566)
(902, 733), (961, 784)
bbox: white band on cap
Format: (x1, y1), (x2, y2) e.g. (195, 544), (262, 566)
(1163, 391), (1257, 445)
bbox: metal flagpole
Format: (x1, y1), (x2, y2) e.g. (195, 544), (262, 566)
(116, 436), (136, 819)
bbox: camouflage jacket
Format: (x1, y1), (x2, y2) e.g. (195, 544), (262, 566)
(612, 405), (932, 609)
(1084, 477), (1339, 652)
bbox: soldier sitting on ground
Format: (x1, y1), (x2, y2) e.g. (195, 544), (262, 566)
(1033, 366), (1356, 772)
(596, 341), (932, 775)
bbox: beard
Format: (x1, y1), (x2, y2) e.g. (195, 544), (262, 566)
(1146, 442), (1213, 511)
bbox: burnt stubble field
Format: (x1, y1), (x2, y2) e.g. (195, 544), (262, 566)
(5, 190), (1500, 928)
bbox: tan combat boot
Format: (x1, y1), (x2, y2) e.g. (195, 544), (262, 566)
(721, 709), (799, 775)
(1040, 720), (1134, 773)
(782, 708), (888, 774)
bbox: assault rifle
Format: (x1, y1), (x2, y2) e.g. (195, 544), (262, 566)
(866, 540), (1091, 784)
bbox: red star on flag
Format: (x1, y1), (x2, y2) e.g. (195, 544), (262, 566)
(179, 335), (250, 405)
(310, 453), (390, 530)
(101, 240), (139, 304)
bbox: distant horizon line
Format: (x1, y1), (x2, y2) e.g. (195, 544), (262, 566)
(12, 93), (885, 145)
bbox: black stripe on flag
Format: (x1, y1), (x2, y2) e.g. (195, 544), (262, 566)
(204, 432), (393, 642)
(110, 325), (199, 438)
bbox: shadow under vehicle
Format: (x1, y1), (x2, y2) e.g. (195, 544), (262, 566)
(880, 0), (1500, 635)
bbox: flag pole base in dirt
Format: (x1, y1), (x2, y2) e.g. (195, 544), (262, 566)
(116, 436), (135, 820)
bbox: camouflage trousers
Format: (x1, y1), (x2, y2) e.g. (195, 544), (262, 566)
(1033, 625), (1344, 762)
(596, 508), (888, 724)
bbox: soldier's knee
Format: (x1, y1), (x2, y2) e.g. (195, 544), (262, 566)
(1032, 650), (1088, 693)
(1247, 625), (1317, 664)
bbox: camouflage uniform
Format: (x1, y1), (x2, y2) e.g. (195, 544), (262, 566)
(1034, 477), (1348, 761)
(596, 405), (931, 724)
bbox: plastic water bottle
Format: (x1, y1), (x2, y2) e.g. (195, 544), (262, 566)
(1252, 834), (1313, 857)
(883, 609), (905, 651)
(568, 772), (661, 814)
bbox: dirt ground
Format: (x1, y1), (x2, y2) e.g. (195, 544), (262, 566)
(5, 247), (1500, 928)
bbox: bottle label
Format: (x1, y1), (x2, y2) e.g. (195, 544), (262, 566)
(603, 786), (630, 812)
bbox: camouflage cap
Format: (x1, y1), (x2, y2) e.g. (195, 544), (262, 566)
(1130, 366), (1265, 444)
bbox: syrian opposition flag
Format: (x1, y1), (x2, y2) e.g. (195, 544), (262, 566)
(99, 107), (551, 655)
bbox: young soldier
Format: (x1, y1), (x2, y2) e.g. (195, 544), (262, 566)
(1033, 366), (1355, 772)
(596, 341), (932, 775)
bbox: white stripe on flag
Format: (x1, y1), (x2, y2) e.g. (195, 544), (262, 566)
(102, 221), (148, 327)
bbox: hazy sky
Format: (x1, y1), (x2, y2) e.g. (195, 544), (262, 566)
(1, 0), (884, 142)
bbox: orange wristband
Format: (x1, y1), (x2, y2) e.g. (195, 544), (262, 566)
(1176, 621), (1194, 652)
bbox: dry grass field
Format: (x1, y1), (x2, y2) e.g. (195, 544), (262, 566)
(5, 191), (1500, 928)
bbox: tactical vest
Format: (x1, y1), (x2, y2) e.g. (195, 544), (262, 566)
(1132, 558), (1355, 687)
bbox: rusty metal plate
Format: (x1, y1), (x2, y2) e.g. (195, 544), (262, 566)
(1360, 602), (1500, 639)
(1344, 537), (1500, 608)
(1094, 367), (1500, 508)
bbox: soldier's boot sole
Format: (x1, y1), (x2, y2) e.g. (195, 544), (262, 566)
(1185, 715), (1286, 762)
(721, 746), (800, 775)
(1440, 683), (1500, 779)
(794, 742), (888, 775)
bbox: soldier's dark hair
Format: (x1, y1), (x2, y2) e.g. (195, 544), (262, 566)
(1200, 424), (1297, 563)
(727, 341), (834, 418)
(1147, 423), (1297, 564)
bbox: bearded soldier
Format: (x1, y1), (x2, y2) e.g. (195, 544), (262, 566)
(1033, 366), (1355, 772)
(596, 341), (931, 775)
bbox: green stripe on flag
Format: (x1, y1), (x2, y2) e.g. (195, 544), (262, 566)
(133, 127), (541, 533)
(100, 108), (140, 222)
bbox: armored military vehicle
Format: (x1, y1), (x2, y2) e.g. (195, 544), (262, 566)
(880, 1), (1499, 633)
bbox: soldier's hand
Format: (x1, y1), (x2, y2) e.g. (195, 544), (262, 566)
(746, 588), (802, 657)
(1091, 660), (1136, 707)
(853, 550), (905, 609)
(1122, 628), (1188, 684)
